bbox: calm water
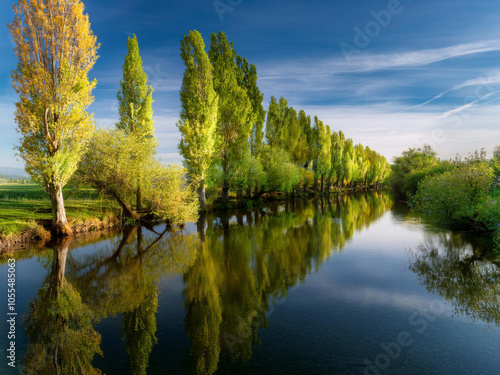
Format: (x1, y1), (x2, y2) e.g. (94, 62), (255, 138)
(1, 191), (499, 375)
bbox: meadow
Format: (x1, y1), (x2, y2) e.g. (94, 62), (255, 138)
(0, 183), (119, 237)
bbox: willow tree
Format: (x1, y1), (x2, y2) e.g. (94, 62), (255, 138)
(9, 0), (99, 234)
(178, 30), (219, 210)
(117, 34), (155, 211)
(209, 31), (252, 202)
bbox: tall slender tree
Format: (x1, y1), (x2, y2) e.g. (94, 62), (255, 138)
(236, 56), (266, 158)
(116, 34), (156, 211)
(265, 96), (288, 149)
(9, 0), (99, 234)
(178, 30), (219, 210)
(209, 31), (252, 203)
(298, 110), (313, 168)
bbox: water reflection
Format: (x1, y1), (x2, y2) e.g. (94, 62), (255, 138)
(16, 191), (500, 374)
(23, 226), (199, 375)
(22, 237), (102, 374)
(409, 233), (500, 325)
(22, 192), (393, 374)
(184, 191), (393, 374)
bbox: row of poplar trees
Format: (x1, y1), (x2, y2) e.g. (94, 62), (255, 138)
(178, 30), (391, 209)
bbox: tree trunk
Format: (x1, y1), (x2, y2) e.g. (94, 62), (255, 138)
(198, 179), (207, 211)
(136, 179), (142, 211)
(222, 149), (229, 204)
(321, 175), (325, 193)
(222, 182), (230, 204)
(49, 183), (72, 236)
(55, 237), (70, 294)
(197, 211), (207, 242)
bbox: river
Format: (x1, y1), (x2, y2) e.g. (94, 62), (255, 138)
(1, 190), (499, 374)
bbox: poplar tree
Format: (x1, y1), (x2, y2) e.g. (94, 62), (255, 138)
(178, 30), (219, 210)
(265, 96), (288, 149)
(299, 110), (313, 168)
(117, 34), (155, 210)
(236, 56), (266, 157)
(330, 131), (343, 188)
(9, 0), (99, 234)
(342, 138), (354, 187)
(209, 31), (252, 203)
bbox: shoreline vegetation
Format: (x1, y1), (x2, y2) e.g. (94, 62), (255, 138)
(389, 145), (500, 253)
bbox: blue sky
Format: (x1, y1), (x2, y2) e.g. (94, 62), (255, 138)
(1, 0), (500, 168)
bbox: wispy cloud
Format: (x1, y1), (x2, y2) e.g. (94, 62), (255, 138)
(406, 70), (500, 110)
(438, 89), (500, 119)
(259, 40), (500, 81)
(338, 40), (500, 72)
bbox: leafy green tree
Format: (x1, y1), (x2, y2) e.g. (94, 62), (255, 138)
(390, 145), (439, 199)
(227, 147), (265, 198)
(493, 145), (500, 161)
(209, 31), (252, 203)
(116, 34), (156, 211)
(341, 138), (354, 187)
(281, 107), (307, 165)
(259, 147), (300, 194)
(265, 96), (288, 149)
(330, 131), (343, 188)
(489, 145), (500, 177)
(410, 151), (494, 229)
(316, 123), (332, 192)
(79, 129), (198, 224)
(236, 56), (266, 157)
(298, 110), (313, 169)
(9, 0), (99, 234)
(178, 30), (219, 210)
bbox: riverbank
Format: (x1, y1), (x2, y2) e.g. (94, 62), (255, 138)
(0, 183), (387, 252)
(0, 183), (121, 252)
(210, 184), (385, 210)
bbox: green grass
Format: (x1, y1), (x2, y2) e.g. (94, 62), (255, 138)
(0, 183), (120, 237)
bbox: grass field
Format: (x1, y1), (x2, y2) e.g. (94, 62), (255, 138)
(0, 183), (120, 236)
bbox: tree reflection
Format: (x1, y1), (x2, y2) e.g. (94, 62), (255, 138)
(122, 288), (159, 375)
(24, 225), (200, 375)
(184, 191), (392, 374)
(66, 225), (199, 375)
(409, 233), (500, 325)
(23, 237), (102, 374)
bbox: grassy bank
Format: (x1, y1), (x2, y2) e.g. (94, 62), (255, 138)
(0, 183), (120, 238)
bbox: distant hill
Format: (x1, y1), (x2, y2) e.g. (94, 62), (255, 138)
(0, 166), (29, 179)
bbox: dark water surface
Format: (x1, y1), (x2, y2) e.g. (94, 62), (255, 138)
(1, 191), (500, 375)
